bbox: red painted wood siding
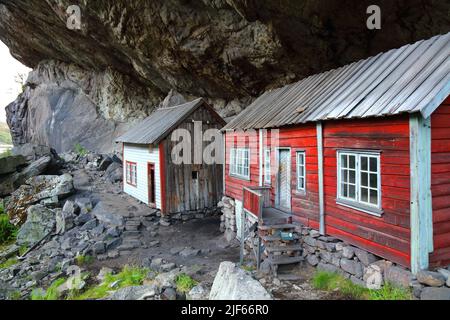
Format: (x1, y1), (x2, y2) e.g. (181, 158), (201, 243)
(224, 116), (412, 267)
(224, 131), (260, 200)
(430, 96), (450, 267)
(322, 115), (411, 267)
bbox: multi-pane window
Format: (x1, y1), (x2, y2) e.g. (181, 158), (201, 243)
(230, 148), (250, 179)
(297, 152), (306, 191)
(264, 148), (271, 184)
(337, 151), (381, 211)
(126, 161), (137, 186)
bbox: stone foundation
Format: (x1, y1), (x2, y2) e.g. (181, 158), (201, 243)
(159, 207), (221, 226)
(218, 196), (237, 242)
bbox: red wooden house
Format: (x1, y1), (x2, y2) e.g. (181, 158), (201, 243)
(223, 33), (450, 273)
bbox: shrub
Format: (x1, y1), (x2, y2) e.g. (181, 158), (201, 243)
(175, 273), (198, 294)
(0, 204), (18, 244)
(30, 278), (67, 300)
(75, 254), (94, 266)
(74, 143), (88, 157)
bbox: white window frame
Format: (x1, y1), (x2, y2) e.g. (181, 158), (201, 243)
(337, 150), (382, 216)
(296, 151), (306, 192)
(264, 148), (271, 184)
(229, 147), (250, 180)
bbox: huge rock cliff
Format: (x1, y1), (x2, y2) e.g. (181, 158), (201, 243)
(1, 0), (449, 152)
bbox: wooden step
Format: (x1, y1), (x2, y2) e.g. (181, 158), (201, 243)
(265, 244), (303, 253)
(262, 234), (300, 242)
(268, 256), (303, 265)
(258, 224), (296, 231)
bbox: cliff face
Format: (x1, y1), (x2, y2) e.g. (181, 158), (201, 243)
(1, 0), (449, 152)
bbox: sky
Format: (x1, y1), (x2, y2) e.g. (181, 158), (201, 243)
(0, 41), (31, 123)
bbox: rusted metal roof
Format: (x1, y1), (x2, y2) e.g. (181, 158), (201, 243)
(224, 32), (450, 130)
(116, 98), (224, 145)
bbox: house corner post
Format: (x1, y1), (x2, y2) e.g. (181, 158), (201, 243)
(316, 122), (325, 235)
(409, 113), (432, 274)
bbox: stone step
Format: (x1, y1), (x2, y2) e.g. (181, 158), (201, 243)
(123, 231), (141, 238)
(258, 224), (296, 231)
(268, 256), (303, 265)
(262, 234), (300, 242)
(265, 244), (303, 253)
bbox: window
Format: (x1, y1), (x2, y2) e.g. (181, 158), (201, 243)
(337, 151), (381, 214)
(230, 148), (250, 179)
(264, 148), (271, 184)
(296, 151), (306, 191)
(126, 161), (137, 187)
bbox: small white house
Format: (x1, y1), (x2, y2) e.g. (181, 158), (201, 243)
(116, 98), (226, 216)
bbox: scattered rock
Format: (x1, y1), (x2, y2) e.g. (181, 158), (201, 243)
(16, 205), (55, 246)
(209, 262), (272, 300)
(384, 265), (414, 288)
(96, 267), (113, 282)
(420, 287), (450, 300)
(109, 285), (158, 300)
(417, 270), (446, 287)
(161, 287), (177, 300)
(187, 284), (209, 300)
(179, 247), (200, 257)
(91, 201), (125, 227)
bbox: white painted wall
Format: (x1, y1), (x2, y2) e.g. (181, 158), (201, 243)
(123, 144), (161, 209)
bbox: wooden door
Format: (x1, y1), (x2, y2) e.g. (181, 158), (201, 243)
(148, 163), (156, 207)
(277, 149), (291, 212)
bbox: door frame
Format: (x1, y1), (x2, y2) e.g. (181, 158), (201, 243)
(147, 162), (156, 208)
(275, 147), (292, 212)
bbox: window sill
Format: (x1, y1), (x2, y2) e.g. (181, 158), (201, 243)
(336, 199), (383, 217)
(229, 174), (251, 181)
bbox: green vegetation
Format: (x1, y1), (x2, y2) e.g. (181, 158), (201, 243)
(241, 265), (256, 272)
(175, 273), (198, 294)
(0, 149), (12, 158)
(0, 202), (18, 245)
(71, 266), (148, 300)
(312, 271), (412, 300)
(74, 143), (88, 157)
(75, 254), (94, 266)
(0, 257), (18, 269)
(0, 123), (12, 145)
(30, 278), (67, 300)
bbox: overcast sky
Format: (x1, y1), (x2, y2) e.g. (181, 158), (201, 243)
(0, 41), (31, 123)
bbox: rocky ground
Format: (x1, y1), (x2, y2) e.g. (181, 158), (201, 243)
(0, 144), (335, 300)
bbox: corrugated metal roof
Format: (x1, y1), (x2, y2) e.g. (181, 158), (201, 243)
(116, 98), (208, 145)
(224, 32), (450, 130)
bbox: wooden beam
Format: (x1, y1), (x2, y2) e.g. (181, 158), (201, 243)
(259, 129), (264, 187)
(159, 143), (167, 215)
(409, 113), (433, 274)
(317, 122), (325, 235)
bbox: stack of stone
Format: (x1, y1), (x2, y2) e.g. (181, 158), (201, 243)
(218, 196), (236, 242)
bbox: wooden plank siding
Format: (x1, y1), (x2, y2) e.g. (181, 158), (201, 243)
(161, 106), (224, 214)
(225, 116), (412, 267)
(322, 115), (411, 267)
(430, 96), (450, 267)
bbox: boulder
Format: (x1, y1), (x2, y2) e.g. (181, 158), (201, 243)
(154, 268), (182, 289)
(420, 287), (450, 300)
(353, 248), (379, 266)
(16, 205), (55, 246)
(5, 174), (74, 225)
(98, 156), (113, 171)
(340, 258), (363, 278)
(384, 265), (414, 288)
(416, 270), (446, 287)
(72, 169), (92, 191)
(55, 208), (75, 234)
(105, 162), (123, 183)
(12, 143), (54, 162)
(187, 284), (209, 300)
(209, 261), (272, 300)
(91, 201), (124, 227)
(0, 155), (27, 175)
(364, 264), (383, 290)
(109, 284), (159, 300)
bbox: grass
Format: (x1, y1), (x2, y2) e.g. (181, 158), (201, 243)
(75, 254), (94, 266)
(0, 149), (12, 158)
(74, 143), (88, 157)
(241, 265), (256, 272)
(30, 278), (67, 300)
(0, 257), (18, 269)
(311, 271), (412, 300)
(0, 201), (18, 245)
(175, 273), (198, 294)
(70, 265), (149, 300)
